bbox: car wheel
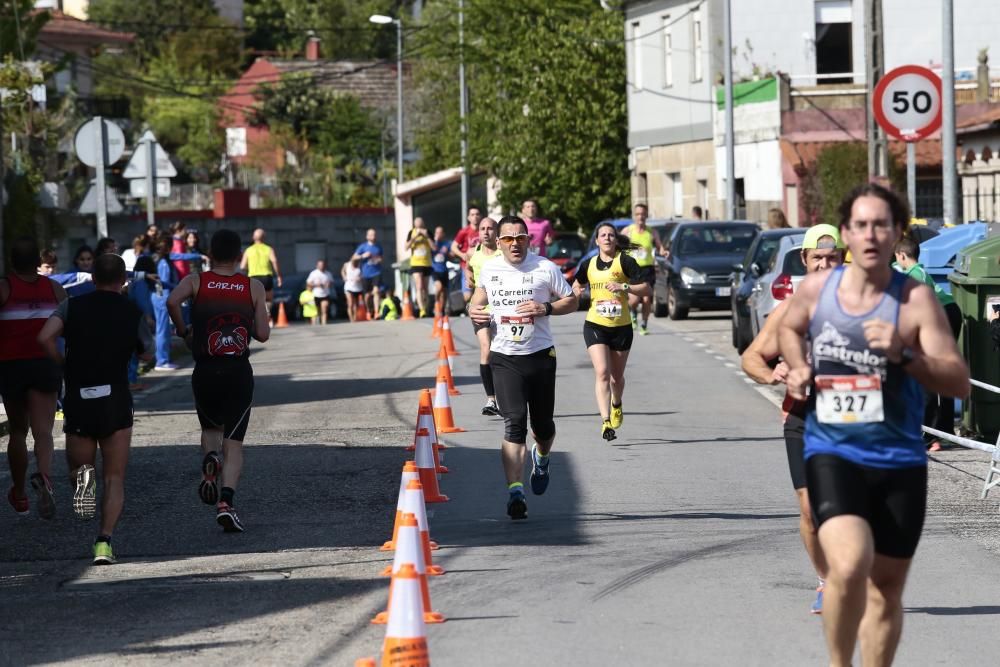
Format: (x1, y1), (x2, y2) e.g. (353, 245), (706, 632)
(667, 286), (689, 320)
(654, 293), (668, 318)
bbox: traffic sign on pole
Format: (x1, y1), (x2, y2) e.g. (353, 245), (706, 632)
(123, 130), (177, 178)
(74, 118), (125, 168)
(873, 65), (943, 142)
(129, 178), (171, 198)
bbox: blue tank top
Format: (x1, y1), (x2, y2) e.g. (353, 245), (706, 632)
(804, 267), (925, 468)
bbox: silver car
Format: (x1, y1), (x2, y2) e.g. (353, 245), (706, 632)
(747, 237), (807, 338)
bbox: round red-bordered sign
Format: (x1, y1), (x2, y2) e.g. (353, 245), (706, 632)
(873, 65), (943, 142)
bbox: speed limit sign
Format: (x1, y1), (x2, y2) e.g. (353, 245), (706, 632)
(873, 65), (943, 142)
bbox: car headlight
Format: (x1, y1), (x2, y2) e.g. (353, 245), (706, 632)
(680, 267), (706, 285)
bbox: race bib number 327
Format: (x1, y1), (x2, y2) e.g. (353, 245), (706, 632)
(499, 315), (534, 343)
(815, 374), (885, 424)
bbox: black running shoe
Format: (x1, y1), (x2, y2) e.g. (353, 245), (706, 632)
(73, 465), (97, 520)
(506, 490), (528, 520)
(30, 473), (55, 520)
(199, 452), (222, 505)
(481, 399), (500, 416)
(216, 501), (245, 533)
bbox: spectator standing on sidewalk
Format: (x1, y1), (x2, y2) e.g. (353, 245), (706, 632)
(36, 253), (153, 564)
(1, 237), (68, 519)
(151, 236), (181, 371)
(121, 235), (149, 272)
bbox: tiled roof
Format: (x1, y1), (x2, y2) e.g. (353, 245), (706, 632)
(38, 10), (134, 44)
(957, 105), (1000, 132)
(781, 138), (949, 171)
(269, 59), (410, 112)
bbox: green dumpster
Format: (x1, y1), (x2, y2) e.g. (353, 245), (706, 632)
(948, 235), (1000, 441)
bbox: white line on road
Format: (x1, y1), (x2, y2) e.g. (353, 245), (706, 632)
(753, 385), (784, 409)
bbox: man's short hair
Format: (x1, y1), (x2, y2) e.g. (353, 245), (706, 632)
(468, 205), (483, 215)
(498, 215), (528, 234)
(838, 183), (910, 232)
(634, 202), (648, 211)
(10, 237), (40, 273)
(210, 229), (242, 262)
(895, 236), (920, 261)
(39, 249), (58, 266)
(692, 205), (704, 218)
(94, 253), (126, 286)
(95, 237), (117, 255)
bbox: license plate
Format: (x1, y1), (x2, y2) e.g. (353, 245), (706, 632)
(715, 287), (731, 297)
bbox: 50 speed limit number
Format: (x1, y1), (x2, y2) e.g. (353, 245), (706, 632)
(873, 65), (943, 142)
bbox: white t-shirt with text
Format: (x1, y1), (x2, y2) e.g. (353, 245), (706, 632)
(307, 269), (334, 298)
(478, 253), (573, 356)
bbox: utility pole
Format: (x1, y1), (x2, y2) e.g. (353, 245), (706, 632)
(0, 97), (4, 275)
(145, 135), (156, 229)
(396, 19), (404, 184)
(865, 0), (889, 180)
(459, 0), (469, 218)
(723, 0), (736, 219)
(942, 0), (958, 224)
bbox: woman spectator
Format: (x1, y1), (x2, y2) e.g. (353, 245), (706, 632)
(766, 208), (790, 229)
(169, 221), (191, 280)
(151, 236), (180, 370)
(185, 230), (208, 273)
(73, 245), (95, 273)
(342, 257), (364, 322)
(128, 255), (158, 388)
(121, 235), (149, 272)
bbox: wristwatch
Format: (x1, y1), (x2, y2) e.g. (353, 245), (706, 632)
(898, 347), (916, 366)
(544, 302), (553, 316)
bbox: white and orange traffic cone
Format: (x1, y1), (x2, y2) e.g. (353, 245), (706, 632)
(401, 291), (416, 320)
(381, 461), (421, 552)
(275, 302), (290, 328)
(407, 390), (447, 470)
(356, 298), (370, 322)
(410, 426), (447, 475)
(374, 513), (444, 625)
(362, 563), (432, 666)
(436, 343), (459, 396)
(401, 479), (444, 574)
(432, 367), (465, 434)
(441, 316), (458, 356)
(415, 432), (449, 505)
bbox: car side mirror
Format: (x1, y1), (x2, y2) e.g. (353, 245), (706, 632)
(733, 262), (744, 272)
(750, 262), (761, 277)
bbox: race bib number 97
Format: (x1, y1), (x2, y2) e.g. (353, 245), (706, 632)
(499, 315), (535, 343)
(815, 375), (885, 424)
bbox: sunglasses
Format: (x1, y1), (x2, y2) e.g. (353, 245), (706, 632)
(498, 234), (530, 244)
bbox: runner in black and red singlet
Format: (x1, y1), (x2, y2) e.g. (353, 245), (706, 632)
(168, 229), (270, 532)
(1, 237), (67, 519)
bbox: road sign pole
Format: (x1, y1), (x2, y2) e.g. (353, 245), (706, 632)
(907, 142), (917, 215)
(94, 116), (109, 239)
(942, 0), (958, 225)
(145, 136), (156, 228)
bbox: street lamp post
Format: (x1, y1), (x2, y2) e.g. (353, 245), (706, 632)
(370, 14), (404, 185)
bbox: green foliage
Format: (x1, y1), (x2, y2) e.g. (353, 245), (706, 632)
(0, 0), (49, 59)
(244, 0), (398, 59)
(810, 143), (905, 227)
(412, 0), (630, 228)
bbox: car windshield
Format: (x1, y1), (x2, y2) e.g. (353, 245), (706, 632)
(548, 235), (585, 260)
(782, 248), (807, 277)
(752, 236), (788, 270)
(675, 226), (756, 256)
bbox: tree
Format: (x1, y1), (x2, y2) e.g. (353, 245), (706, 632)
(245, 0), (400, 59)
(411, 0), (630, 228)
(804, 143), (905, 227)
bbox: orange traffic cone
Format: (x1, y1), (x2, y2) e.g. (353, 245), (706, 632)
(430, 313), (441, 339)
(441, 316), (459, 355)
(436, 343), (460, 396)
(415, 425), (449, 504)
(354, 659), (376, 667)
(365, 564), (433, 665)
(381, 461), (422, 551)
(374, 513), (444, 624)
(356, 298), (370, 322)
(275, 302), (290, 328)
(404, 480), (444, 573)
(411, 426), (447, 475)
(433, 368), (465, 434)
(407, 389), (447, 470)
(401, 291), (416, 320)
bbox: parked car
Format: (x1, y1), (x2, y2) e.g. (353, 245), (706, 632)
(571, 218), (679, 309)
(731, 228), (805, 352)
(917, 222), (987, 294)
(747, 238), (808, 339)
(653, 221), (759, 320)
(272, 271), (346, 321)
(547, 232), (587, 274)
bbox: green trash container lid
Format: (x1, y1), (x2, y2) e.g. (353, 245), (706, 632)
(949, 236), (1000, 286)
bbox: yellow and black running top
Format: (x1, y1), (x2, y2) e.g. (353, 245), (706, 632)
(575, 252), (642, 328)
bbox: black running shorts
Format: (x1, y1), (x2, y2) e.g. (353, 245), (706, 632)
(252, 275), (274, 292)
(490, 347), (557, 444)
(0, 358), (62, 400)
(637, 266), (656, 288)
(806, 454), (927, 559)
(63, 384), (134, 439)
(472, 317), (491, 333)
(784, 412), (807, 490)
(192, 361), (254, 442)
(583, 321), (633, 351)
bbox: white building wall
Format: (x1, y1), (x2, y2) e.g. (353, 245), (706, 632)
(714, 140), (783, 203)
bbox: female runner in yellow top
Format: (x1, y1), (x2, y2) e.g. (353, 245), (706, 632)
(406, 217), (434, 317)
(572, 222), (652, 441)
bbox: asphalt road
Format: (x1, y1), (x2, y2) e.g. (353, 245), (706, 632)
(2, 310), (1000, 665)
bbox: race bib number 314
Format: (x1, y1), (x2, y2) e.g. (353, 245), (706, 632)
(499, 315), (534, 343)
(815, 374), (885, 424)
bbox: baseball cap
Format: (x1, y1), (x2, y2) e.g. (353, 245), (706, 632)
(802, 224), (844, 250)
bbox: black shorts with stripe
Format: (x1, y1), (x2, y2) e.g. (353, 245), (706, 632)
(192, 360), (254, 442)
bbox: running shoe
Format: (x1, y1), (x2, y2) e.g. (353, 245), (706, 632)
(216, 501), (245, 533)
(30, 473), (55, 520)
(73, 465), (97, 520)
(601, 420), (617, 442)
(630, 312), (638, 329)
(54, 409), (64, 421)
(154, 363), (179, 371)
(7, 487), (29, 516)
(199, 451), (222, 505)
(481, 399), (500, 416)
(529, 445), (550, 495)
(811, 585), (824, 615)
(92, 541), (115, 565)
(610, 402), (624, 429)
(506, 489), (528, 520)
(639, 324), (650, 336)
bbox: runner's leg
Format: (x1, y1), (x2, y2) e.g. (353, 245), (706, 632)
(859, 555), (911, 667)
(65, 434), (97, 486)
(608, 349), (629, 406)
(96, 428), (131, 538)
(796, 488), (828, 579)
(413, 272), (426, 314)
(320, 299), (329, 325)
(202, 427), (223, 456)
(5, 396), (30, 496)
(817, 515), (874, 666)
(476, 327), (495, 403)
(346, 292), (357, 322)
(526, 352), (557, 458)
(371, 285), (381, 315)
(27, 389), (56, 478)
(587, 344), (612, 421)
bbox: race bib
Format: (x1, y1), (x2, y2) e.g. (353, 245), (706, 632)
(80, 385), (111, 400)
(595, 299), (622, 319)
(633, 247), (649, 261)
(499, 315), (535, 343)
(414, 247), (429, 257)
(815, 375), (884, 424)
(434, 253), (445, 264)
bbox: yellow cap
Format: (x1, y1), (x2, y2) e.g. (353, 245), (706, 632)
(802, 224), (844, 250)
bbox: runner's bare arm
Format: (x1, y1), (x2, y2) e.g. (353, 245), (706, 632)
(239, 252), (249, 271)
(464, 263), (475, 292)
(653, 229), (666, 255)
(875, 282), (969, 398)
(742, 299), (790, 385)
(51, 281), (68, 303)
(251, 279), (271, 342)
(166, 274), (197, 334)
(269, 248), (282, 287)
(36, 315), (65, 366)
(469, 286), (490, 323)
(778, 272), (823, 400)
